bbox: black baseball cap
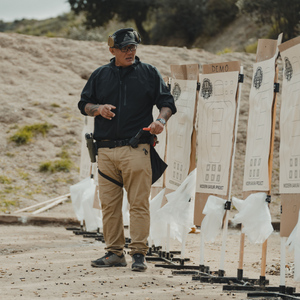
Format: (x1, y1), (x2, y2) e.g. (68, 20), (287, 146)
(108, 28), (141, 48)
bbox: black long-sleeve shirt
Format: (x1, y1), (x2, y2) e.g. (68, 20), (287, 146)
(78, 56), (176, 141)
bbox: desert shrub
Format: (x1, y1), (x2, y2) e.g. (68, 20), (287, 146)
(39, 158), (73, 173)
(10, 129), (32, 145)
(245, 41), (258, 53)
(216, 47), (233, 55)
(18, 170), (29, 180)
(39, 161), (52, 172)
(53, 159), (73, 172)
(0, 175), (12, 184)
(0, 198), (18, 212)
(5, 152), (15, 158)
(56, 149), (70, 159)
(50, 103), (60, 108)
(9, 122), (53, 145)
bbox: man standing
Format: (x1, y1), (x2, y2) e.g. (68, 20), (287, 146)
(78, 28), (176, 272)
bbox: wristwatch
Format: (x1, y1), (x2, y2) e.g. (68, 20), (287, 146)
(156, 118), (166, 126)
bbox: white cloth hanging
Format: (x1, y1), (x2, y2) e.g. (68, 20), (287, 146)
(70, 177), (102, 231)
(157, 169), (196, 243)
(149, 188), (166, 247)
(81, 178), (102, 231)
(201, 195), (226, 242)
(70, 177), (92, 222)
(286, 209), (300, 282)
(122, 189), (129, 226)
(232, 192), (273, 244)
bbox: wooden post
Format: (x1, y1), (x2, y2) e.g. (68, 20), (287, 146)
(260, 64), (279, 279)
(238, 232), (245, 269)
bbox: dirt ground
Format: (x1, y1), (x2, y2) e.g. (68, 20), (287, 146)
(1, 214), (299, 300)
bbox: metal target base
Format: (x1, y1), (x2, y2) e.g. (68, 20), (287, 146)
(65, 227), (82, 231)
(145, 247), (192, 269)
(95, 236), (105, 242)
(154, 257), (191, 269)
(192, 269), (269, 286)
(221, 273), (299, 297)
(247, 285), (300, 299)
(83, 233), (103, 238)
(73, 230), (94, 235)
(170, 264), (219, 275)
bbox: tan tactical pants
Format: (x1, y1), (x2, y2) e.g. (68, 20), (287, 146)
(97, 143), (152, 257)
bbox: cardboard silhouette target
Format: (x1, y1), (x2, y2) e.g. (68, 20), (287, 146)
(194, 61), (241, 226)
(194, 61), (242, 275)
(278, 36), (300, 238)
(165, 78), (197, 190)
(170, 64), (199, 177)
(243, 57), (278, 191)
(196, 70), (239, 196)
(151, 64), (199, 214)
(279, 36), (300, 194)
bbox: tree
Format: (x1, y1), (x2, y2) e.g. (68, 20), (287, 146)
(68, 0), (239, 47)
(68, 0), (158, 44)
(151, 0), (206, 45)
(151, 0), (238, 46)
(237, 0), (300, 41)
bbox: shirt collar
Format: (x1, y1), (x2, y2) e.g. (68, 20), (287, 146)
(109, 56), (140, 70)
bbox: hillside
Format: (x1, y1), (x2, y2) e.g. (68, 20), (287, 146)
(0, 32), (281, 215)
(196, 15), (270, 53)
(0, 13), (270, 54)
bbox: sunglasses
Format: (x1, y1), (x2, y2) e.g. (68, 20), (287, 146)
(119, 45), (137, 53)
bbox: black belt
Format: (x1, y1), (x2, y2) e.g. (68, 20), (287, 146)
(97, 137), (151, 149)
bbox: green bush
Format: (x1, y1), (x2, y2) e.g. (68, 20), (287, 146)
(245, 41), (258, 53)
(0, 198), (18, 212)
(216, 47), (233, 55)
(57, 149), (70, 160)
(50, 103), (60, 108)
(53, 159), (73, 172)
(18, 170), (29, 180)
(5, 152), (15, 158)
(39, 162), (52, 172)
(0, 175), (12, 184)
(39, 158), (73, 173)
(10, 129), (32, 145)
(9, 123), (53, 145)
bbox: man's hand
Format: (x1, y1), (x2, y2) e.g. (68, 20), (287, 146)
(85, 103), (116, 119)
(99, 104), (116, 120)
(148, 107), (172, 134)
(149, 120), (164, 135)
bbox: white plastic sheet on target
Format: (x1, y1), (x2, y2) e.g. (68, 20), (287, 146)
(201, 195), (227, 242)
(156, 169), (196, 243)
(70, 177), (91, 222)
(286, 209), (300, 282)
(70, 177), (102, 232)
(81, 178), (102, 231)
(122, 189), (129, 226)
(149, 188), (168, 247)
(232, 192), (273, 244)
